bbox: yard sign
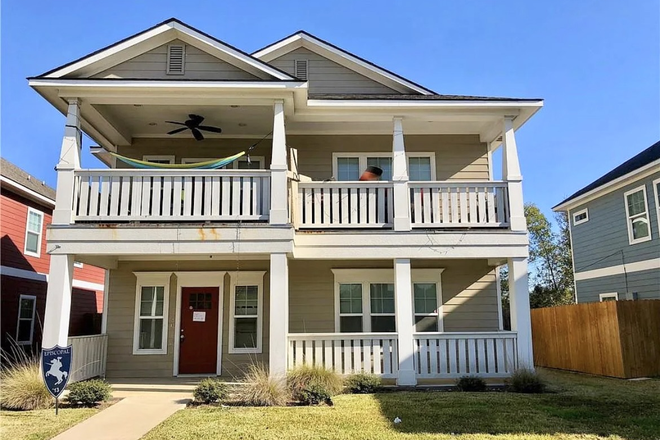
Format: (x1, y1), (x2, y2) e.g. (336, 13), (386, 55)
(41, 345), (72, 414)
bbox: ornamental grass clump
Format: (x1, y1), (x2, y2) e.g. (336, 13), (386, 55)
(0, 349), (52, 410)
(236, 364), (289, 406)
(193, 378), (228, 404)
(508, 367), (546, 393)
(287, 365), (343, 402)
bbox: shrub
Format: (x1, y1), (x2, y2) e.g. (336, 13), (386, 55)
(0, 351), (52, 410)
(287, 365), (343, 401)
(236, 364), (289, 406)
(508, 367), (546, 393)
(456, 375), (487, 392)
(298, 383), (332, 406)
(344, 373), (381, 394)
(67, 379), (112, 406)
(193, 378), (228, 404)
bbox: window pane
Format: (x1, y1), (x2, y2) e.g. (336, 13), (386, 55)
(337, 157), (360, 181)
(28, 211), (42, 233)
(370, 284), (394, 314)
(340, 316), (362, 333)
(235, 286), (258, 316)
(340, 284), (362, 314)
(155, 287), (164, 316)
(409, 157), (432, 181)
(25, 232), (39, 253)
(139, 318), (163, 349)
(235, 318), (257, 348)
(366, 157), (392, 180)
(632, 218), (649, 239)
(19, 298), (35, 319)
(626, 191), (645, 216)
(414, 283), (437, 314)
(17, 320), (33, 342)
(238, 159), (261, 169)
(371, 316), (396, 332)
(140, 287), (155, 316)
(415, 316), (438, 332)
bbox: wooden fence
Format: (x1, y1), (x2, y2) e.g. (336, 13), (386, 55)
(531, 300), (660, 378)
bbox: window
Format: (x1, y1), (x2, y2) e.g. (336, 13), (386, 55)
(339, 284), (363, 332)
(599, 292), (618, 302)
(181, 156), (265, 169)
(167, 44), (185, 75)
(653, 179), (660, 229)
(624, 186), (651, 244)
(370, 284), (395, 332)
(572, 208), (589, 226)
(16, 295), (36, 345)
(229, 272), (265, 353)
(24, 208), (43, 257)
(333, 153), (435, 181)
(408, 157), (433, 181)
(413, 269), (444, 332)
(143, 155), (175, 164)
(294, 59), (308, 80)
(133, 272), (171, 354)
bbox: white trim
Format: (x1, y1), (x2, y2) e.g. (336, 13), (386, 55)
(24, 207), (44, 258)
(132, 272), (172, 355)
(567, 217), (579, 304)
(0, 176), (55, 207)
(307, 99), (543, 108)
(624, 185), (652, 245)
(30, 79), (304, 89)
(575, 258), (660, 281)
(412, 269), (445, 333)
(653, 178), (660, 232)
(572, 208), (589, 226)
(332, 152), (436, 181)
(16, 294), (37, 345)
(0, 265), (47, 282)
(228, 271), (265, 354)
(101, 269), (110, 334)
(173, 271), (226, 376)
(495, 267), (504, 330)
(72, 279), (105, 292)
(73, 261), (84, 268)
(143, 155), (175, 164)
(599, 292), (618, 302)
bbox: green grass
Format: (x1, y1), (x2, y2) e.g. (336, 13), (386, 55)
(141, 369), (660, 440)
(0, 408), (98, 440)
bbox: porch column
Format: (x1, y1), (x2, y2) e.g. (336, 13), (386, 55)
(270, 100), (288, 225)
(508, 257), (533, 368)
(392, 117), (411, 231)
(42, 255), (75, 348)
(394, 258), (416, 385)
(269, 253), (289, 376)
(502, 116), (526, 232)
(52, 99), (82, 225)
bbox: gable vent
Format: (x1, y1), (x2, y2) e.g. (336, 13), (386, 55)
(294, 59), (308, 81)
(167, 45), (185, 75)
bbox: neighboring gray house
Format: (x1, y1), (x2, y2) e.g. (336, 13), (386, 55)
(554, 141), (660, 303)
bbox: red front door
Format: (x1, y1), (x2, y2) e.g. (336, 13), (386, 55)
(179, 287), (219, 374)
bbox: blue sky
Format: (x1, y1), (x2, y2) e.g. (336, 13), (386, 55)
(2, 0), (658, 219)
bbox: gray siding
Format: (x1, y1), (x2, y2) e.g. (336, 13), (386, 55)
(268, 47), (399, 94)
(569, 172), (660, 302)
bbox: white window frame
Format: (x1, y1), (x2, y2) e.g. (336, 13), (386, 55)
(412, 269), (445, 333)
(653, 178), (660, 230)
(132, 272), (172, 355)
(16, 294), (37, 345)
(599, 292), (618, 302)
(74, 261), (84, 268)
(24, 207), (44, 258)
(143, 155), (175, 164)
(228, 271), (265, 354)
(332, 152), (437, 181)
(572, 208), (589, 226)
(166, 44), (185, 75)
(624, 185), (652, 245)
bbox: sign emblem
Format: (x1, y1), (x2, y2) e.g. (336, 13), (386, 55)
(41, 345), (72, 398)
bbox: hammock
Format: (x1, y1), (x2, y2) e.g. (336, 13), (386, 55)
(109, 151), (246, 169)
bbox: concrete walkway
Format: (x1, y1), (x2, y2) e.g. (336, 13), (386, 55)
(52, 379), (195, 440)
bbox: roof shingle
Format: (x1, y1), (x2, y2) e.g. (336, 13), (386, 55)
(0, 157), (56, 202)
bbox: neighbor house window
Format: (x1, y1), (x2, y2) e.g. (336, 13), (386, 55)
(624, 186), (651, 244)
(653, 179), (660, 228)
(333, 153), (435, 181)
(599, 292), (618, 302)
(24, 208), (43, 257)
(133, 272), (171, 355)
(16, 295), (36, 345)
(74, 261), (84, 268)
(229, 272), (265, 353)
(572, 208), (589, 226)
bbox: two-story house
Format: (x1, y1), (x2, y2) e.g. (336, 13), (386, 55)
(0, 158), (106, 351)
(554, 141), (660, 303)
(29, 18), (542, 384)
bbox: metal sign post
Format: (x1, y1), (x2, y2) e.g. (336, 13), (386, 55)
(41, 345), (72, 415)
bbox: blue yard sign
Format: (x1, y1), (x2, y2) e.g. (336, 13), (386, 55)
(41, 345), (72, 399)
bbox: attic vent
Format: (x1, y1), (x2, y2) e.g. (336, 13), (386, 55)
(167, 45), (185, 75)
(294, 60), (308, 81)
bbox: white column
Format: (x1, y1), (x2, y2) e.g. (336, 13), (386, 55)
(508, 257), (533, 369)
(394, 258), (416, 385)
(502, 116), (526, 232)
(392, 117), (411, 231)
(270, 100), (288, 225)
(42, 254), (75, 348)
(269, 253), (289, 376)
(52, 99), (82, 225)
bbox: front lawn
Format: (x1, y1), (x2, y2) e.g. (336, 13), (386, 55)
(0, 408), (98, 440)
(142, 369), (660, 440)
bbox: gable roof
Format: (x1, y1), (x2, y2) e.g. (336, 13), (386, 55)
(554, 140), (660, 210)
(0, 157), (56, 206)
(34, 18), (297, 81)
(252, 30), (436, 95)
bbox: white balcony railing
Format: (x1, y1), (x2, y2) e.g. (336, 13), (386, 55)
(414, 331), (518, 378)
(67, 334), (108, 383)
(409, 182), (509, 227)
(73, 169), (270, 222)
(287, 333), (399, 377)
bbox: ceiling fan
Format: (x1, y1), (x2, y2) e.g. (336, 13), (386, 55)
(165, 114), (222, 141)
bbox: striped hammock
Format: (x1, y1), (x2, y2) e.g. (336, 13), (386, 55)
(109, 151), (246, 169)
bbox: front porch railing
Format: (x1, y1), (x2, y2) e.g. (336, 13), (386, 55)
(414, 331), (518, 378)
(73, 169), (270, 222)
(67, 334), (108, 383)
(287, 333), (398, 377)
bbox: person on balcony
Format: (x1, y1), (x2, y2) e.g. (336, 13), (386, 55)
(359, 166), (383, 181)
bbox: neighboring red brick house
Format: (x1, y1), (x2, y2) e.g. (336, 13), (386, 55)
(1, 158), (105, 351)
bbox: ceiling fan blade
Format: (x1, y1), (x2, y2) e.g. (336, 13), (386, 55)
(198, 125), (223, 134)
(189, 114), (204, 124)
(165, 121), (186, 126)
(191, 128), (204, 141)
(167, 127), (188, 135)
